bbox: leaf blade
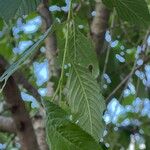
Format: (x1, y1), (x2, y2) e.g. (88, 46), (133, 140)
(45, 101), (102, 150)
(103, 0), (150, 26)
(67, 63), (105, 141)
(0, 0), (42, 21)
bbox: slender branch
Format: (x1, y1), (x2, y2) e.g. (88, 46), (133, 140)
(107, 30), (150, 104)
(51, 0), (72, 102)
(101, 9), (116, 86)
(106, 56), (150, 104)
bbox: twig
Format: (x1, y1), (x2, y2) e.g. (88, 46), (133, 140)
(101, 9), (116, 87)
(106, 56), (150, 104)
(51, 0), (72, 102)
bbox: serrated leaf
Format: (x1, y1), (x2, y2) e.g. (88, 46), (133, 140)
(58, 28), (99, 78)
(67, 63), (105, 141)
(103, 0), (150, 25)
(45, 101), (102, 150)
(75, 31), (99, 78)
(0, 0), (41, 21)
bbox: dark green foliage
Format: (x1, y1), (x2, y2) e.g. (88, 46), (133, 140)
(0, 0), (41, 21)
(103, 0), (150, 26)
(45, 101), (102, 150)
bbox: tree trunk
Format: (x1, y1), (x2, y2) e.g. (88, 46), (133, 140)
(91, 0), (110, 56)
(0, 60), (40, 150)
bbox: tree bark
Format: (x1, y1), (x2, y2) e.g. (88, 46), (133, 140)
(0, 60), (40, 150)
(91, 0), (110, 56)
(36, 2), (59, 149)
(0, 116), (16, 133)
(33, 111), (49, 150)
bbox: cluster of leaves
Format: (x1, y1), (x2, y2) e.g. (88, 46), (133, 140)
(46, 21), (106, 148)
(0, 0), (150, 150)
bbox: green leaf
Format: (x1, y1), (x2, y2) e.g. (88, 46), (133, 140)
(45, 101), (102, 150)
(0, 18), (4, 30)
(0, 0), (41, 21)
(104, 126), (130, 149)
(75, 31), (99, 78)
(0, 0), (20, 21)
(0, 42), (13, 60)
(67, 63), (105, 141)
(102, 0), (114, 8)
(58, 28), (99, 78)
(103, 0), (150, 25)
(0, 25), (54, 83)
(122, 95), (134, 106)
(141, 125), (150, 136)
(145, 135), (150, 150)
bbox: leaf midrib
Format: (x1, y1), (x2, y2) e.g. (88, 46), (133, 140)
(72, 63), (93, 134)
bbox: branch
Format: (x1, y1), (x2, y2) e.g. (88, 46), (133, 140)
(14, 71), (41, 101)
(106, 56), (150, 104)
(33, 112), (49, 150)
(37, 1), (59, 97)
(0, 55), (41, 102)
(36, 2), (57, 149)
(37, 1), (58, 77)
(0, 116), (16, 133)
(0, 60), (40, 150)
(91, 0), (110, 56)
